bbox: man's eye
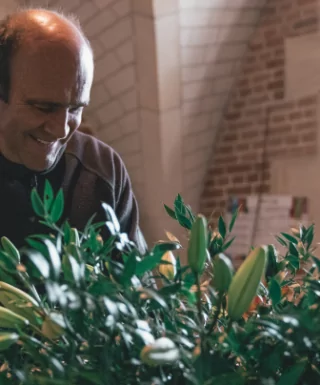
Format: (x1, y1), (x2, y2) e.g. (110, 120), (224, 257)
(34, 104), (56, 113)
(69, 106), (83, 114)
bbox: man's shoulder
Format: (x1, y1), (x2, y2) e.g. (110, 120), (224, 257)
(65, 131), (124, 186)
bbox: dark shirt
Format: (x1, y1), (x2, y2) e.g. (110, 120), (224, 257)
(0, 131), (146, 252)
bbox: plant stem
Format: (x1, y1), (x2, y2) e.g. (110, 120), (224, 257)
(206, 293), (222, 336)
(195, 273), (203, 324)
(226, 319), (233, 334)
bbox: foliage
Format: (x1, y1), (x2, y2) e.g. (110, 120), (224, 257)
(0, 185), (318, 384)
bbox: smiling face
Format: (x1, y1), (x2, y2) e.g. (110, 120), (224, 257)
(0, 15), (94, 171)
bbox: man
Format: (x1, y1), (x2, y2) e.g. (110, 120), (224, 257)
(0, 8), (146, 253)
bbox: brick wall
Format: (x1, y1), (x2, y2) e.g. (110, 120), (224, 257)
(180, 0), (266, 212)
(200, 0), (319, 222)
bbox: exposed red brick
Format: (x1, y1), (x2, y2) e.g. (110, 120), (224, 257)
(301, 132), (317, 141)
(272, 114), (286, 123)
(298, 96), (317, 106)
(225, 112), (241, 121)
(239, 89), (252, 97)
(241, 131), (260, 139)
(254, 185), (270, 193)
(295, 121), (317, 131)
(286, 136), (299, 145)
(237, 143), (250, 152)
(248, 173), (259, 182)
(203, 189), (224, 198)
(249, 43), (264, 51)
(227, 164), (252, 173)
(214, 156), (238, 165)
(233, 175), (244, 184)
(274, 91), (284, 99)
(297, 0), (317, 5)
(228, 186), (252, 195)
(268, 80), (284, 90)
(266, 38), (283, 47)
(222, 133), (238, 141)
(304, 109), (316, 118)
(289, 112), (303, 120)
(218, 177), (229, 185)
(269, 124), (291, 134)
(266, 59), (285, 68)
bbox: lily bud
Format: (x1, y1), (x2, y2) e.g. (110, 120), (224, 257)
(159, 251), (177, 280)
(42, 312), (65, 340)
(70, 228), (80, 247)
(140, 337), (180, 366)
(0, 282), (40, 326)
(211, 253), (233, 293)
(0, 307), (29, 329)
(1, 237), (20, 264)
(228, 246), (267, 321)
(0, 333), (19, 351)
(188, 215), (208, 274)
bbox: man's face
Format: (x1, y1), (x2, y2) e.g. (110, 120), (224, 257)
(0, 39), (94, 171)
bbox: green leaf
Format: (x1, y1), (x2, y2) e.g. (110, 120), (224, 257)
(174, 194), (187, 216)
(136, 250), (164, 276)
(287, 254), (300, 270)
(154, 242), (181, 253)
(303, 225), (314, 247)
(218, 216), (226, 239)
(229, 208), (239, 233)
(312, 256), (320, 272)
(101, 203), (120, 233)
(88, 280), (118, 296)
(276, 360), (307, 385)
(206, 373), (245, 385)
(50, 189), (64, 223)
(44, 240), (61, 280)
(281, 232), (298, 245)
(26, 238), (48, 259)
(44, 180), (54, 212)
(176, 212), (193, 230)
(289, 242), (299, 257)
(275, 236), (287, 247)
(27, 251), (50, 278)
(31, 188), (45, 217)
(269, 279), (282, 306)
(164, 204), (176, 220)
(122, 254), (137, 284)
(221, 237), (235, 252)
(185, 205), (196, 223)
(158, 283), (181, 296)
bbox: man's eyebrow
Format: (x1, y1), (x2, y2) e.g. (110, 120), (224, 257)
(25, 99), (89, 107)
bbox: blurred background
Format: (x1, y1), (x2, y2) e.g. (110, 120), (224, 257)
(1, 0), (319, 255)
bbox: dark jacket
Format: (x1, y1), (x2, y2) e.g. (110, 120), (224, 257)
(0, 131), (146, 252)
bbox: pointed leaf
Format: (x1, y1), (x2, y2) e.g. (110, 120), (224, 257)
(281, 232), (298, 245)
(101, 203), (120, 233)
(164, 204), (176, 220)
(50, 189), (64, 223)
(218, 216), (226, 239)
(44, 180), (54, 212)
(44, 240), (61, 280)
(276, 360), (307, 385)
(31, 188), (45, 217)
(269, 279), (282, 306)
(28, 251), (50, 279)
(229, 208), (239, 233)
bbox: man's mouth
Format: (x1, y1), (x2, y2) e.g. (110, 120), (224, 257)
(30, 135), (55, 145)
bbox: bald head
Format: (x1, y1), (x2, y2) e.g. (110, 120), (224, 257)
(0, 8), (94, 171)
(0, 8), (93, 101)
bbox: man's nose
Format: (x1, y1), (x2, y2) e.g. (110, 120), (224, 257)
(44, 109), (70, 140)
